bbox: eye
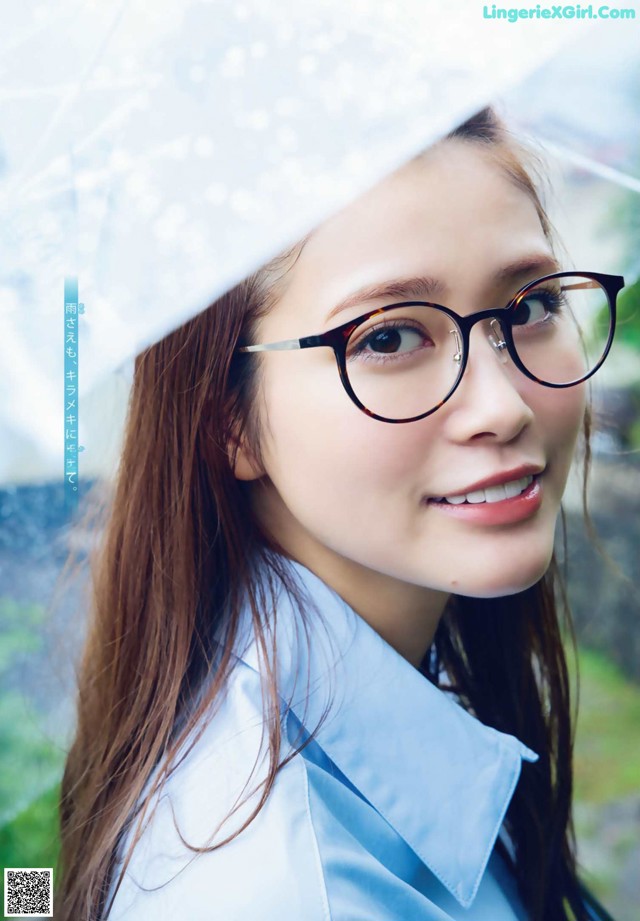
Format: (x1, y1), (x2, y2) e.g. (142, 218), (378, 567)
(361, 325), (425, 354)
(511, 288), (564, 327)
(348, 320), (433, 362)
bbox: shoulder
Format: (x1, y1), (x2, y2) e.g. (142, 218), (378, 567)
(106, 658), (331, 921)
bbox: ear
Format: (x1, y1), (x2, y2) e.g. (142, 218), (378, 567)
(228, 428), (264, 481)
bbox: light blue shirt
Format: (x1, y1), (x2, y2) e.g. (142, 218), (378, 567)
(107, 557), (539, 920)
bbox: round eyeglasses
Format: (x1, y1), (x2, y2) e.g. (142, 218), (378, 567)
(236, 271), (624, 424)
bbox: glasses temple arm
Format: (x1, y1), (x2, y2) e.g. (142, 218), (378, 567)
(238, 339), (303, 352)
(238, 333), (326, 353)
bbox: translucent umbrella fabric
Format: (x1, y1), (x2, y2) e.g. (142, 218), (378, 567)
(0, 0), (586, 483)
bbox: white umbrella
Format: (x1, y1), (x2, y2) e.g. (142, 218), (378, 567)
(0, 0), (611, 485)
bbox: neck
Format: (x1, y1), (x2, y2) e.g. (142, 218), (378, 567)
(252, 482), (450, 669)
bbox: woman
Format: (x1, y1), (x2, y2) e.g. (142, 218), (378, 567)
(56, 106), (623, 920)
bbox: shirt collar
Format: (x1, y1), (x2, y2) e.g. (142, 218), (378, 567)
(232, 555), (538, 910)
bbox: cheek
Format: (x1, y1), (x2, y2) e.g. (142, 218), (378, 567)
(545, 382), (586, 440)
(534, 382), (586, 475)
(258, 360), (437, 493)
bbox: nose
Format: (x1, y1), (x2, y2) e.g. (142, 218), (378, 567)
(444, 321), (534, 443)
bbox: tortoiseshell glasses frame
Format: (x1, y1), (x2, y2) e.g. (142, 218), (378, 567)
(236, 271), (624, 424)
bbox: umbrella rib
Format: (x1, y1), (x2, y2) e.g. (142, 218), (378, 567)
(537, 137), (640, 196)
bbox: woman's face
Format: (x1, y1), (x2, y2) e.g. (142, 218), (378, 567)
(238, 139), (586, 661)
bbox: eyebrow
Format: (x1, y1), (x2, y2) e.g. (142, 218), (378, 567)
(324, 253), (562, 323)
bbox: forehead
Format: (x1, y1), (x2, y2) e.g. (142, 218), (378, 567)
(267, 141), (552, 330)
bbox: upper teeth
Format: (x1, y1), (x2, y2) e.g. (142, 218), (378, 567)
(439, 475), (534, 505)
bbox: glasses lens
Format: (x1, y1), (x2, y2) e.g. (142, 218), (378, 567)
(507, 275), (613, 385)
(345, 305), (464, 421)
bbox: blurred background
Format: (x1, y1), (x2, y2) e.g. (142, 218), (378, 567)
(1, 6), (639, 919)
(503, 32), (640, 915)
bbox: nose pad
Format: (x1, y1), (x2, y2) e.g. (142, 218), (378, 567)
(487, 318), (509, 365)
(449, 328), (462, 364)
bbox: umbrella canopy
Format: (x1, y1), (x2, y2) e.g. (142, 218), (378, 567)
(0, 0), (603, 485)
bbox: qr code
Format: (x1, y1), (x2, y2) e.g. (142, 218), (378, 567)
(4, 868), (53, 917)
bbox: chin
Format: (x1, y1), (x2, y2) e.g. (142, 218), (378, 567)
(455, 554), (553, 599)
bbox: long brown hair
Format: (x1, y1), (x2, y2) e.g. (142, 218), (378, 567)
(56, 105), (593, 921)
